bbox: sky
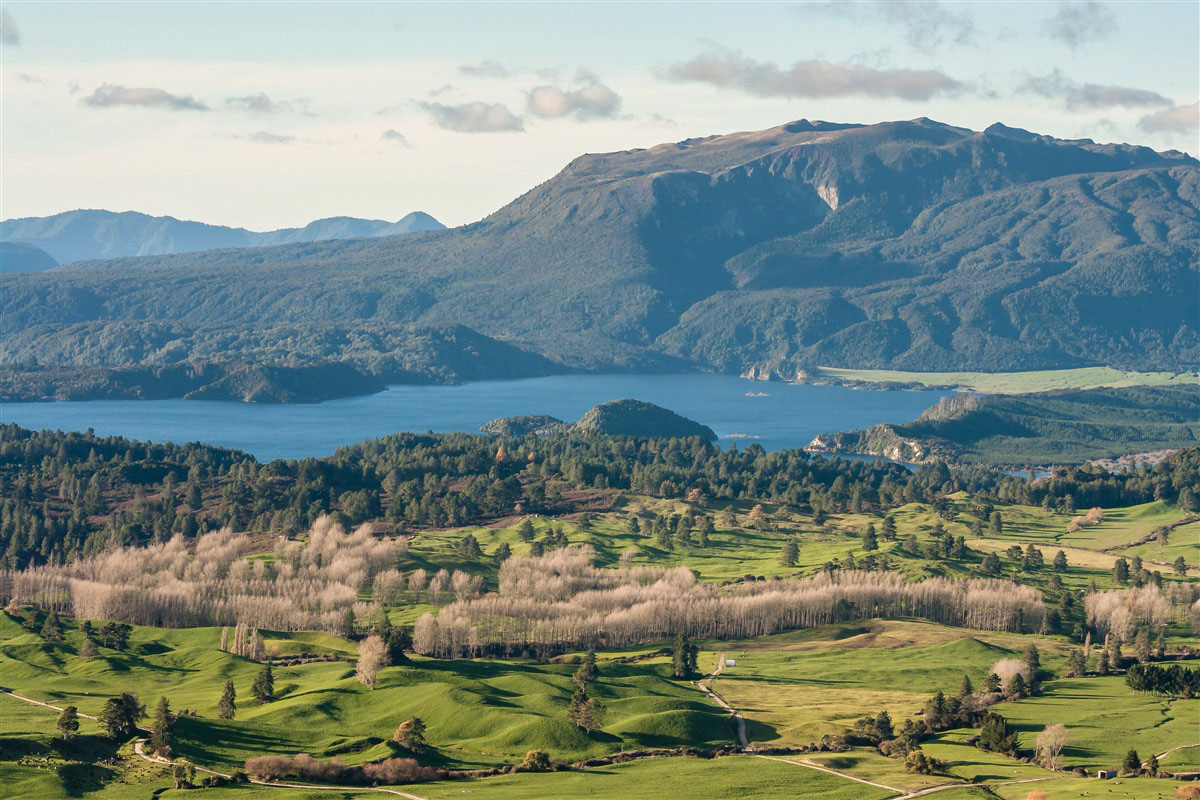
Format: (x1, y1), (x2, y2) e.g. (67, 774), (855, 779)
(2, 1), (1197, 230)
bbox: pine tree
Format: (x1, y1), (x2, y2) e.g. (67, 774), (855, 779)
(40, 610), (63, 644)
(672, 632), (696, 678)
(958, 674), (973, 697)
(57, 705), (80, 741)
(1174, 556), (1188, 576)
(1134, 627), (1152, 663)
(1113, 557), (1130, 584)
(573, 650), (597, 690)
(251, 663), (274, 703)
(98, 692), (145, 739)
(1121, 748), (1141, 775)
(393, 717), (427, 751)
(218, 679), (237, 720)
(1053, 550), (1068, 571)
(79, 638), (97, 660)
(863, 524), (878, 551)
(1066, 649), (1087, 677)
(494, 542), (512, 562)
(150, 696), (173, 753)
(780, 538), (798, 567)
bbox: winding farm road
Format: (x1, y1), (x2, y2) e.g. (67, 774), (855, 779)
(695, 652), (749, 749)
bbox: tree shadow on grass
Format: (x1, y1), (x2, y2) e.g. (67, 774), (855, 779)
(56, 762), (117, 797)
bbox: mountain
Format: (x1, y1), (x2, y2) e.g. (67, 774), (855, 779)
(2, 118), (1197, 386)
(0, 241), (58, 273)
(0, 209), (444, 264)
(806, 384), (1200, 465)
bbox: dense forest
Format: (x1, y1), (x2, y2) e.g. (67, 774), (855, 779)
(1, 423), (1197, 571)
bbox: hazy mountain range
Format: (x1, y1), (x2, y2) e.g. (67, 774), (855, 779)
(2, 117), (1197, 401)
(0, 209), (444, 266)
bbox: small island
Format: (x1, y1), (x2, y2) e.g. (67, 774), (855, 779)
(483, 398), (717, 441)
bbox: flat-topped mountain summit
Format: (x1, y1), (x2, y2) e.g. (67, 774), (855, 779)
(3, 118), (1196, 389)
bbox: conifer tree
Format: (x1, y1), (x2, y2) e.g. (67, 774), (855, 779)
(251, 663), (274, 703)
(218, 679), (237, 720)
(57, 705), (80, 741)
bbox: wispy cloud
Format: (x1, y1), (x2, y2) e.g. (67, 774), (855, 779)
(381, 129), (412, 147)
(459, 60), (509, 78)
(1, 9), (21, 46)
(1137, 102), (1200, 134)
(82, 84), (209, 111)
(250, 131), (295, 144)
(664, 47), (963, 101)
(420, 100), (523, 133)
(1043, 0), (1115, 49)
(806, 1), (975, 54)
(224, 93), (309, 114)
(1020, 70), (1172, 110)
(526, 78), (621, 121)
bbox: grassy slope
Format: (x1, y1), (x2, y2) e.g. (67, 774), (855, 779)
(0, 613), (730, 773)
(813, 366), (1196, 394)
(406, 495), (1196, 598)
(415, 754), (893, 800)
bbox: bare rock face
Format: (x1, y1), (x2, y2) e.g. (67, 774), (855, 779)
(806, 424), (962, 464)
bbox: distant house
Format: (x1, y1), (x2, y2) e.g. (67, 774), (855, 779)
(1097, 769), (1118, 779)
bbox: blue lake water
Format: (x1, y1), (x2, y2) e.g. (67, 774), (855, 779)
(0, 374), (949, 462)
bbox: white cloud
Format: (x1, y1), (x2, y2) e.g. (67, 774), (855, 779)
(420, 100), (524, 133)
(83, 83), (209, 111)
(225, 93), (310, 114)
(1043, 1), (1115, 49)
(381, 128), (412, 147)
(249, 131), (295, 144)
(1, 9), (20, 46)
(459, 60), (509, 78)
(1137, 102), (1200, 134)
(665, 47), (963, 101)
(806, 1), (975, 54)
(1021, 70), (1172, 111)
(526, 79), (621, 120)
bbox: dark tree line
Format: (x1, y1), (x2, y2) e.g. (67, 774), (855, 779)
(4, 423), (1197, 571)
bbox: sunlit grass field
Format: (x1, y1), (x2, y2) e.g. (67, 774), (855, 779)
(812, 366), (1197, 394)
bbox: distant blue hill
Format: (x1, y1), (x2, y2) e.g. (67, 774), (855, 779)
(0, 209), (444, 265)
(0, 241), (58, 273)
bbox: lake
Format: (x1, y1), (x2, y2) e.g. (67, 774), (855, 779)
(0, 374), (949, 462)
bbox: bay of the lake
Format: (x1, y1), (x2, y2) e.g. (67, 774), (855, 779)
(0, 374), (950, 462)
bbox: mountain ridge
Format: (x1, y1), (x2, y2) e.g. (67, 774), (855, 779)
(2, 117), (1196, 385)
(0, 209), (445, 265)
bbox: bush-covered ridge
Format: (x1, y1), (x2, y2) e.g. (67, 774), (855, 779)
(3, 118), (1197, 390)
(807, 384), (1200, 465)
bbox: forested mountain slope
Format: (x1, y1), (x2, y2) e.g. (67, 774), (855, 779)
(3, 118), (1196, 381)
(0, 209), (444, 264)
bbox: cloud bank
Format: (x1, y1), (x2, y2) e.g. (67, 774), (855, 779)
(83, 84), (209, 111)
(1021, 70), (1172, 110)
(420, 100), (524, 133)
(225, 93), (308, 114)
(665, 48), (963, 101)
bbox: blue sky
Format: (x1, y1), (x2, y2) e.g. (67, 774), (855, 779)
(2, 1), (1197, 228)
